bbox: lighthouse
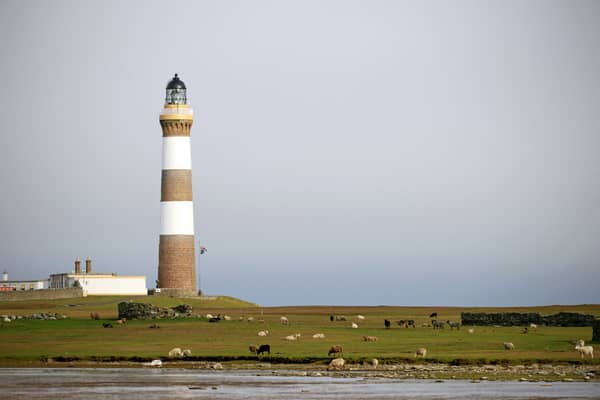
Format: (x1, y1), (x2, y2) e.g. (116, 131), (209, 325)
(157, 74), (197, 296)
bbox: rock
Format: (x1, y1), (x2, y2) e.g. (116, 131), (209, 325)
(118, 302), (193, 320)
(461, 311), (595, 327)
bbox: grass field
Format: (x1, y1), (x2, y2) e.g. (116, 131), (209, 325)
(0, 297), (598, 365)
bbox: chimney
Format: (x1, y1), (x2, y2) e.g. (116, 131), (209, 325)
(74, 258), (81, 274)
(2, 271), (7, 281)
(85, 257), (92, 273)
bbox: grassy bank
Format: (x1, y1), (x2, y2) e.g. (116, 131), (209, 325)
(0, 299), (598, 366)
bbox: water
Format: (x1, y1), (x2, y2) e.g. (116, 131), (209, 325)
(1, 368), (599, 399)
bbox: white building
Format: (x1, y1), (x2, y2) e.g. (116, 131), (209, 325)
(0, 271), (47, 291)
(49, 272), (147, 296)
(48, 258), (147, 296)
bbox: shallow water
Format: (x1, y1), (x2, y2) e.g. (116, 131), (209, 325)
(1, 368), (599, 399)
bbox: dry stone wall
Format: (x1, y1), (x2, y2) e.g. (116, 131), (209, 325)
(461, 312), (596, 327)
(118, 302), (193, 320)
(592, 319), (600, 342)
(0, 288), (83, 301)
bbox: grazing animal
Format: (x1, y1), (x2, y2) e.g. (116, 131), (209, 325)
(406, 319), (415, 328)
(429, 312), (438, 318)
(357, 315), (365, 321)
(467, 328), (475, 334)
(503, 342), (515, 350)
(576, 339), (585, 347)
(149, 323), (160, 329)
(168, 348), (183, 358)
(432, 320), (445, 329)
(351, 322), (358, 329)
(312, 333), (325, 339)
(90, 312), (100, 320)
(362, 335), (378, 342)
(182, 349), (192, 357)
(421, 323), (430, 328)
(575, 345), (594, 359)
(446, 320), (460, 330)
(257, 344), (270, 356)
(247, 317), (254, 322)
(335, 315), (347, 321)
(149, 359), (162, 367)
(330, 315), (334, 322)
(257, 330), (269, 337)
(328, 358), (345, 370)
(209, 317), (221, 323)
(280, 316), (289, 325)
(284, 334), (298, 341)
(384, 319), (391, 329)
(529, 323), (537, 330)
(371, 358), (379, 369)
(249, 345), (258, 354)
(521, 327), (529, 334)
(102, 322), (113, 328)
(415, 347), (427, 358)
(396, 319), (406, 328)
(223, 315), (232, 321)
(328, 345), (343, 357)
(205, 313), (214, 319)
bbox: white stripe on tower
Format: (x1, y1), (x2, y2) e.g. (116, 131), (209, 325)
(162, 137), (192, 170)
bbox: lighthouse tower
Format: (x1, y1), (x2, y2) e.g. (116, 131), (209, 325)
(157, 74), (197, 296)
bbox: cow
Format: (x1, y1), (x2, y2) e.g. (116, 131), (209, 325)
(384, 319), (391, 329)
(328, 345), (343, 357)
(257, 344), (271, 356)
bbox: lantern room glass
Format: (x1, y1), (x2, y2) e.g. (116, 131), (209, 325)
(166, 88), (187, 105)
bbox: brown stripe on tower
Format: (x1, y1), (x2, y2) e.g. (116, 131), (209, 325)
(161, 170), (193, 201)
(160, 120), (193, 136)
(158, 235), (197, 292)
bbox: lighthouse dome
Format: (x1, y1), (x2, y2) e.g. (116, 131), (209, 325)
(165, 73), (187, 105)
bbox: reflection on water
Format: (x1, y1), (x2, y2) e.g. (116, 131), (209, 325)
(1, 368), (599, 399)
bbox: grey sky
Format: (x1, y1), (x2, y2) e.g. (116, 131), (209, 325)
(0, 1), (598, 306)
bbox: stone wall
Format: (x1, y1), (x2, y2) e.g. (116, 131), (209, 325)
(461, 312), (596, 327)
(118, 301), (193, 320)
(592, 319), (600, 342)
(0, 288), (83, 301)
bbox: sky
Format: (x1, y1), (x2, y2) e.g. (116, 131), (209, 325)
(0, 1), (598, 306)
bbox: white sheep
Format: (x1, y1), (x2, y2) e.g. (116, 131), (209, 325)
(168, 347), (183, 358)
(357, 315), (365, 321)
(503, 342), (515, 350)
(351, 322), (358, 329)
(576, 339), (585, 347)
(312, 333), (325, 339)
(182, 349), (192, 357)
(529, 323), (537, 329)
(362, 335), (378, 342)
(284, 334), (298, 341)
(415, 347), (427, 358)
(280, 316), (289, 325)
(247, 316), (254, 322)
(467, 328), (475, 334)
(223, 315), (232, 321)
(257, 330), (269, 337)
(205, 313), (214, 319)
(328, 358), (345, 370)
(575, 345), (594, 359)
(371, 358), (379, 369)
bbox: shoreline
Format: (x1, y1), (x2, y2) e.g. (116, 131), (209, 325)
(1, 360), (597, 382)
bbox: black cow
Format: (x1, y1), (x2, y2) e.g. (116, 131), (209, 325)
(257, 344), (271, 356)
(384, 319), (391, 329)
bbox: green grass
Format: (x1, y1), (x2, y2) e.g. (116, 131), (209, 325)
(0, 300), (598, 365)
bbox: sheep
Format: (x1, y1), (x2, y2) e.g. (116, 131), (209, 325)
(182, 349), (192, 357)
(257, 330), (269, 337)
(406, 319), (416, 328)
(351, 322), (358, 329)
(335, 315), (347, 321)
(257, 344), (270, 355)
(357, 315), (365, 321)
(312, 333), (325, 339)
(432, 320), (445, 329)
(576, 339), (585, 347)
(384, 319), (391, 329)
(446, 320), (460, 330)
(467, 328), (475, 334)
(328, 345), (343, 357)
(102, 322), (113, 328)
(223, 315), (232, 321)
(149, 323), (160, 329)
(362, 335), (378, 342)
(247, 316), (254, 322)
(249, 345), (258, 354)
(415, 347), (427, 358)
(168, 347), (183, 358)
(280, 316), (289, 325)
(284, 334), (298, 341)
(205, 313), (214, 319)
(371, 358), (379, 369)
(575, 345), (594, 359)
(429, 312), (438, 318)
(396, 320), (407, 328)
(148, 359), (162, 367)
(209, 317), (221, 323)
(328, 358), (345, 370)
(529, 323), (537, 330)
(503, 342), (515, 350)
